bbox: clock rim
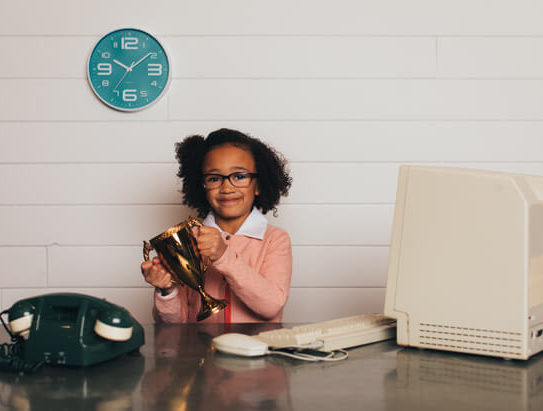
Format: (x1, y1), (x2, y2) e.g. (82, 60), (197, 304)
(86, 27), (172, 112)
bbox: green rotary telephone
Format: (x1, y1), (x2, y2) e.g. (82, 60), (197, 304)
(0, 293), (144, 372)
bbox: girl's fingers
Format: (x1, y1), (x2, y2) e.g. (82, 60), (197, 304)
(143, 261), (167, 279)
(191, 226), (200, 238)
(144, 265), (172, 288)
(159, 273), (172, 287)
(191, 226), (226, 261)
(197, 226), (214, 235)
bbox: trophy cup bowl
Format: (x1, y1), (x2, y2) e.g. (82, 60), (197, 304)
(143, 217), (228, 321)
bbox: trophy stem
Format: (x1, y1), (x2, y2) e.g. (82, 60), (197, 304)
(196, 286), (229, 322)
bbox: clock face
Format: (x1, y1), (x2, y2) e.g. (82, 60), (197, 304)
(87, 28), (170, 111)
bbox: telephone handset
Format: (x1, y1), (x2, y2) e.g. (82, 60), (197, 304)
(0, 293), (144, 372)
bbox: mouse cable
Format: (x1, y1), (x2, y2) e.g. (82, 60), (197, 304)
(267, 347), (349, 362)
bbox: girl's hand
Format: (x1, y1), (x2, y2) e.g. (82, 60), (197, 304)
(192, 226), (227, 262)
(141, 257), (176, 294)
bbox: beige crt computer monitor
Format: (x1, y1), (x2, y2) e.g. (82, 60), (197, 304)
(384, 166), (543, 360)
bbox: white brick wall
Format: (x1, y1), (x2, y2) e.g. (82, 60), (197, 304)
(1, 0), (542, 324)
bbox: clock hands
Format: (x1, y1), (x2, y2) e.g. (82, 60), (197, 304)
(113, 59), (132, 71)
(130, 52), (153, 70)
(112, 58), (133, 91)
(113, 65), (132, 91)
(112, 53), (153, 92)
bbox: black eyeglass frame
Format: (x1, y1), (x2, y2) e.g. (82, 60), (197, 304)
(202, 172), (259, 188)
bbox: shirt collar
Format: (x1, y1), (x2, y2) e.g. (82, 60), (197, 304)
(202, 208), (267, 240)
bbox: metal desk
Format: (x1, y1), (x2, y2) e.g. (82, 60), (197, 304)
(1, 322), (542, 410)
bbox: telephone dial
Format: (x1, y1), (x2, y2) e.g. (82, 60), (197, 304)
(0, 293), (144, 373)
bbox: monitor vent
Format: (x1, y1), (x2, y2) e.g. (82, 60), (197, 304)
(418, 322), (523, 357)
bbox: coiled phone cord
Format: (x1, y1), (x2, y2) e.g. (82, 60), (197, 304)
(0, 310), (43, 374)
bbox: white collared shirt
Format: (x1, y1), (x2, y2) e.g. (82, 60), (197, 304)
(202, 208), (267, 240)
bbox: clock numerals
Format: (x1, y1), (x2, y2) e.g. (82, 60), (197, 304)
(121, 37), (138, 50)
(97, 63), (112, 76)
(122, 89), (137, 102)
(148, 63), (162, 76)
(118, 89), (150, 102)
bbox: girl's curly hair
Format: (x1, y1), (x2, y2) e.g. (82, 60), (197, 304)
(175, 128), (292, 218)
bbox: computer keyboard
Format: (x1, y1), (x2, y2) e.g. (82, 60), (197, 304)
(255, 313), (396, 351)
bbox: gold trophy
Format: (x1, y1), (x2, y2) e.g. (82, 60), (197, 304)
(143, 217), (228, 321)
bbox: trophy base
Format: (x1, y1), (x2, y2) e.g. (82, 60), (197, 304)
(197, 299), (229, 322)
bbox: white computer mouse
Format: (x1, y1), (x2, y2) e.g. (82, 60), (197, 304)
(212, 333), (269, 357)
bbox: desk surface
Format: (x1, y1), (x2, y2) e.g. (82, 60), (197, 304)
(1, 322), (543, 410)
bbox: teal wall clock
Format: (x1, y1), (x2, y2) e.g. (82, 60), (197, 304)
(87, 28), (170, 111)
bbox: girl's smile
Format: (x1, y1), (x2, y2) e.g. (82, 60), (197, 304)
(217, 197), (242, 205)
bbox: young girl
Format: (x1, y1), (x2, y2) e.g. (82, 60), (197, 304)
(141, 128), (293, 323)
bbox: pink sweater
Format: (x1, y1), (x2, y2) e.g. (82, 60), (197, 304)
(153, 224), (292, 323)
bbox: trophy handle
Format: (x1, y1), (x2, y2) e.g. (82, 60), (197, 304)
(143, 241), (153, 261)
(186, 218), (209, 271)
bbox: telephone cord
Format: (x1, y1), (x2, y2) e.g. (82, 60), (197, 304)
(0, 342), (43, 374)
(0, 310), (43, 374)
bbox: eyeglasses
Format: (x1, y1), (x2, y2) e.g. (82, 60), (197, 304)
(203, 172), (258, 189)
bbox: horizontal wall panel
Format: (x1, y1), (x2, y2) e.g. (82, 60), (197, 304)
(275, 205), (393, 246)
(0, 80), (168, 121)
(0, 204), (393, 246)
(0, 164), (181, 205)
(3, 121), (543, 163)
(291, 246), (388, 287)
(291, 163), (543, 203)
(0, 205), (188, 246)
(283, 288), (386, 323)
(290, 162), (543, 204)
(4, 162), (542, 205)
(0, 247), (47, 287)
(439, 38), (543, 78)
(290, 163), (398, 204)
(0, 37), (91, 79)
(46, 245), (388, 288)
(2, 1), (543, 36)
(168, 79), (543, 121)
(0, 122), (184, 163)
(4, 79), (543, 121)
(169, 37), (435, 79)
(1, 287), (155, 324)
(0, 36), (435, 79)
(48, 245), (149, 288)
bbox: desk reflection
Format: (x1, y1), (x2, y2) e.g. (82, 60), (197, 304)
(0, 352), (144, 410)
(142, 323), (292, 410)
(203, 353), (291, 409)
(8, 323), (541, 410)
(385, 348), (543, 411)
